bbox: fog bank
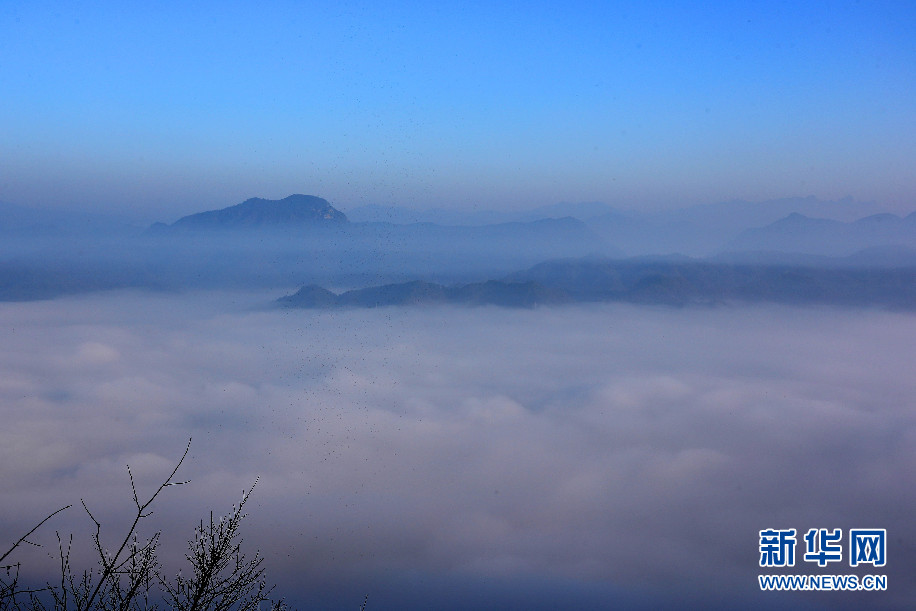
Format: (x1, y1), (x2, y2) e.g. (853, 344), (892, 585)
(2, 292), (914, 609)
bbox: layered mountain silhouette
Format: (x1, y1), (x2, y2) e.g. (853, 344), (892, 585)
(150, 194), (347, 232)
(507, 257), (916, 307)
(347, 200), (616, 225)
(725, 212), (916, 256)
(134, 194), (614, 287)
(143, 194), (610, 257)
(277, 280), (567, 309)
(279, 256), (916, 310)
(583, 197), (882, 257)
(4, 193), (916, 304)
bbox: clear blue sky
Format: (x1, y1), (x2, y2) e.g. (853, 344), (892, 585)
(1, 1), (914, 220)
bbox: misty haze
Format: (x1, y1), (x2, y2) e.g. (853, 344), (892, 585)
(3, 192), (915, 609)
(3, 3), (915, 610)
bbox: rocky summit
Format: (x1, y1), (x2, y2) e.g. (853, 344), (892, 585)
(168, 194), (347, 231)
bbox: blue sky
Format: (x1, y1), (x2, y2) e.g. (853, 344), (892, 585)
(1, 1), (914, 220)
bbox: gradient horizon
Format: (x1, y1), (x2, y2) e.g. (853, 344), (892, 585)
(2, 1), (915, 220)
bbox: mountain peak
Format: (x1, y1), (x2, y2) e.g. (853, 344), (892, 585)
(168, 194), (347, 231)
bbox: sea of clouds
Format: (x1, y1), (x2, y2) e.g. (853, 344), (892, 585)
(2, 291), (914, 609)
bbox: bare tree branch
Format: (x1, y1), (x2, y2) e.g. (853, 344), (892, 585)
(82, 439), (192, 610)
(2, 437), (308, 611)
(1, 506), (71, 567)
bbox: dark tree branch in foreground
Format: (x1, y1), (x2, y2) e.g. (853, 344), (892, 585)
(1, 505), (72, 604)
(1, 439), (291, 611)
(1, 505), (72, 568)
(159, 478), (283, 611)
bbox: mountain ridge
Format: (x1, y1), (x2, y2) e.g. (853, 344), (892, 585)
(277, 255), (916, 310)
(726, 212), (916, 256)
(159, 194), (348, 232)
(277, 279), (567, 309)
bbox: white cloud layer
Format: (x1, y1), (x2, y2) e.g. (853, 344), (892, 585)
(2, 291), (914, 609)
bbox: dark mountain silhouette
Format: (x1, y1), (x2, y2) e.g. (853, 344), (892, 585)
(135, 195), (616, 289)
(145, 194), (613, 261)
(279, 255), (916, 310)
(277, 279), (567, 309)
(6, 193), (916, 303)
(506, 257), (916, 308)
(158, 194), (347, 232)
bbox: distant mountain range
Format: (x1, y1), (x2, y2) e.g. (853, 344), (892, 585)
(345, 201), (616, 225)
(582, 197), (886, 256)
(343, 196), (892, 257)
(278, 256), (916, 310)
(146, 193), (908, 261)
(506, 257), (916, 307)
(3, 193), (916, 303)
(278, 280), (567, 309)
(1, 193), (902, 258)
(148, 194), (347, 233)
(0, 195), (617, 300)
(139, 194), (616, 282)
(725, 212), (916, 256)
